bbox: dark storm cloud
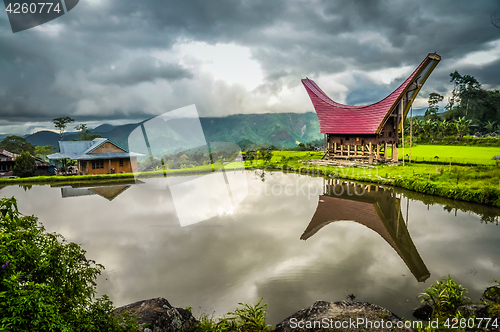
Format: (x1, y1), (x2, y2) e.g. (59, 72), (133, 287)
(0, 0), (499, 130)
(103, 0), (286, 43)
(88, 56), (192, 86)
(251, 0), (500, 82)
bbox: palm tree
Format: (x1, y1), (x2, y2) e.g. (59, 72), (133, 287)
(455, 117), (472, 138)
(423, 119), (438, 140)
(413, 118), (424, 136)
(484, 121), (497, 133)
(437, 120), (449, 138)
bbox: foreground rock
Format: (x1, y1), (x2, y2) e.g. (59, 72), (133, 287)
(274, 301), (417, 332)
(412, 303), (433, 321)
(114, 298), (198, 332)
(484, 285), (500, 303)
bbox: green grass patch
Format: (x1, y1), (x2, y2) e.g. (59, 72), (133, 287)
(400, 145), (500, 165)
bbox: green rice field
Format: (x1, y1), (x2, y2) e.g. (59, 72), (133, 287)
(399, 145), (500, 165)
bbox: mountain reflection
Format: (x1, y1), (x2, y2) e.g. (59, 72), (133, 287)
(303, 179), (430, 282)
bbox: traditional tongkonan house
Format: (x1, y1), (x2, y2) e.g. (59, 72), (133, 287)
(302, 53), (441, 163)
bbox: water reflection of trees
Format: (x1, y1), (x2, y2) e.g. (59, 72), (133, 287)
(19, 184), (33, 191)
(442, 205), (499, 225)
(395, 188), (500, 225)
(304, 179), (430, 282)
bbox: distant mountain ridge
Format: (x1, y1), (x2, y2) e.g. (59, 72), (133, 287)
(23, 112), (323, 152)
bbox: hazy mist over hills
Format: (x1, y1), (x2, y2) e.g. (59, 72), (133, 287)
(21, 112), (323, 153)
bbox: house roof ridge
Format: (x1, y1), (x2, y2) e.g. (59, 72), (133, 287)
(302, 53), (441, 134)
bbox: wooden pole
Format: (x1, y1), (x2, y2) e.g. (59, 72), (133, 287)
(409, 105), (412, 163)
(401, 100), (405, 166)
(392, 143), (398, 162)
(368, 142), (373, 164)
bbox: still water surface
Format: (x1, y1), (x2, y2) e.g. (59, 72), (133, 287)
(1, 171), (500, 324)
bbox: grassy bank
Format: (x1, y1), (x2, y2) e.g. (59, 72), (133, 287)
(0, 163), (236, 186)
(247, 149), (500, 208)
(2, 147), (499, 208)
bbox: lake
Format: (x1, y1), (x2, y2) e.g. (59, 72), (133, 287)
(1, 170), (499, 324)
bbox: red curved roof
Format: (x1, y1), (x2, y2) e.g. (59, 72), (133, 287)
(302, 53), (441, 134)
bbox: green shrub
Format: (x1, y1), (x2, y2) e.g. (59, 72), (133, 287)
(0, 197), (138, 331)
(419, 275), (470, 319)
(191, 299), (272, 332)
(12, 151), (36, 178)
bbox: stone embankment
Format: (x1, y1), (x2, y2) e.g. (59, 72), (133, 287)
(115, 285), (500, 331)
(116, 299), (415, 332)
(114, 298), (197, 332)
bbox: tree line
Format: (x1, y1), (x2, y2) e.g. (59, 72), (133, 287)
(407, 71), (500, 142)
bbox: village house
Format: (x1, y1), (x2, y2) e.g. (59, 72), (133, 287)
(0, 149), (16, 177)
(48, 138), (143, 175)
(0, 149), (55, 177)
(34, 157), (56, 176)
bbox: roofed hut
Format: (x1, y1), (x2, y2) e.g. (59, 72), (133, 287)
(48, 138), (143, 175)
(0, 149), (17, 176)
(302, 53), (441, 163)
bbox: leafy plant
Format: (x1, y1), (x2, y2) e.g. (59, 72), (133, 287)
(225, 298), (272, 331)
(190, 299), (272, 332)
(0, 197), (137, 331)
(419, 275), (470, 319)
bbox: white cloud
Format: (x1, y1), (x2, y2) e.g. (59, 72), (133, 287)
(177, 42), (264, 91)
(455, 39), (500, 67)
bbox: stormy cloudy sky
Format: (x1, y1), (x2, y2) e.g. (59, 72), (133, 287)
(0, 0), (499, 135)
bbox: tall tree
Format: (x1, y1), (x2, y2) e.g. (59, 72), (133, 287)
(0, 135), (35, 155)
(448, 71), (485, 118)
(444, 71), (496, 132)
(424, 92), (444, 121)
(52, 117), (75, 141)
(73, 123), (101, 141)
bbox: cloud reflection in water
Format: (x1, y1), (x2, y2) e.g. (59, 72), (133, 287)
(1, 171), (499, 324)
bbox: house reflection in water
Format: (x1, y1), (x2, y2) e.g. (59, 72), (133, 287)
(59, 183), (132, 201)
(303, 179), (430, 282)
